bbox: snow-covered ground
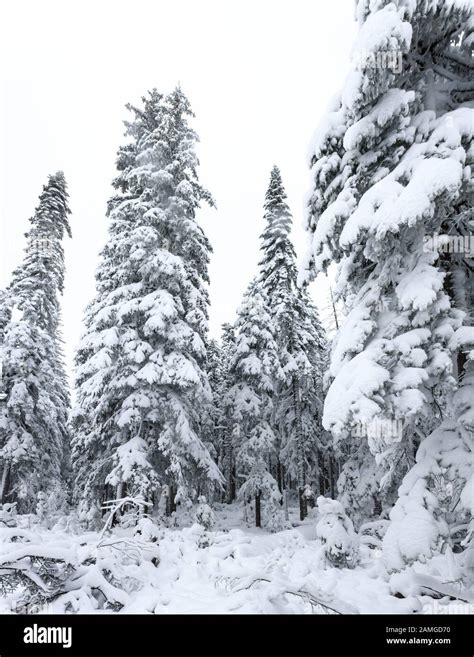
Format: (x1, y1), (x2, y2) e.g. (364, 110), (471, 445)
(1, 504), (471, 615)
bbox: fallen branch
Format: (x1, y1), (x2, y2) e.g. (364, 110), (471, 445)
(229, 575), (358, 614)
(415, 573), (474, 604)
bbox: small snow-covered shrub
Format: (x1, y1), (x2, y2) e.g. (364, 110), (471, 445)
(238, 463), (282, 529)
(359, 519), (389, 548)
(316, 496), (359, 568)
(35, 485), (69, 528)
(51, 514), (81, 535)
(264, 504), (287, 533)
(134, 517), (160, 543)
(382, 399), (473, 573)
(189, 523), (213, 549)
(194, 496), (215, 531)
(36, 492), (48, 522)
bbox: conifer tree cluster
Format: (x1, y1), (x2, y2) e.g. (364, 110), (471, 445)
(220, 167), (328, 526)
(0, 89), (328, 531)
(0, 0), (470, 588)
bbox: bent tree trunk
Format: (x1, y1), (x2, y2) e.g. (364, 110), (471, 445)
(255, 492), (261, 528)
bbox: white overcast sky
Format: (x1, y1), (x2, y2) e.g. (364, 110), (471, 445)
(0, 0), (356, 379)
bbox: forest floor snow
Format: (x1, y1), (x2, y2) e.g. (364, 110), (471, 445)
(0, 503), (470, 615)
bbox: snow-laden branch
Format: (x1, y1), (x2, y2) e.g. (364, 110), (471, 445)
(221, 574), (358, 615)
(99, 496), (152, 542)
(414, 573), (474, 605)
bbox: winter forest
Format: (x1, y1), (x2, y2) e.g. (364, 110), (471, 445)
(0, 0), (473, 617)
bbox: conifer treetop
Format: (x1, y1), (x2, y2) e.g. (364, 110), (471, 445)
(9, 171), (72, 333)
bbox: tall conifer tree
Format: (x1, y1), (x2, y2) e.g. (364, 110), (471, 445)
(72, 88), (222, 525)
(259, 166), (327, 519)
(0, 172), (71, 512)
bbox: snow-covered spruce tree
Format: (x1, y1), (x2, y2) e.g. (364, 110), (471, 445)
(258, 166), (327, 520)
(300, 0), (473, 530)
(226, 281), (281, 527)
(217, 323), (237, 502)
(72, 88), (222, 525)
(201, 338), (224, 469)
(0, 172), (71, 513)
(194, 495), (215, 530)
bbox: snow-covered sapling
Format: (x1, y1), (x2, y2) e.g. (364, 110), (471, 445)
(134, 517), (160, 543)
(194, 496), (215, 531)
(316, 496), (359, 568)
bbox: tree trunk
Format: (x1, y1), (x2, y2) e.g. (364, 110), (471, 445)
(255, 492), (261, 528)
(163, 485), (174, 517)
(223, 431), (232, 503)
(231, 465), (236, 501)
(298, 488), (307, 522)
(329, 454), (336, 499)
(0, 462), (10, 503)
(102, 484), (113, 515)
(277, 459), (283, 495)
(116, 481), (124, 500)
(110, 482), (125, 527)
(224, 424), (237, 503)
(293, 378), (307, 520)
(169, 485), (177, 514)
(318, 450), (325, 496)
(313, 449), (320, 498)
